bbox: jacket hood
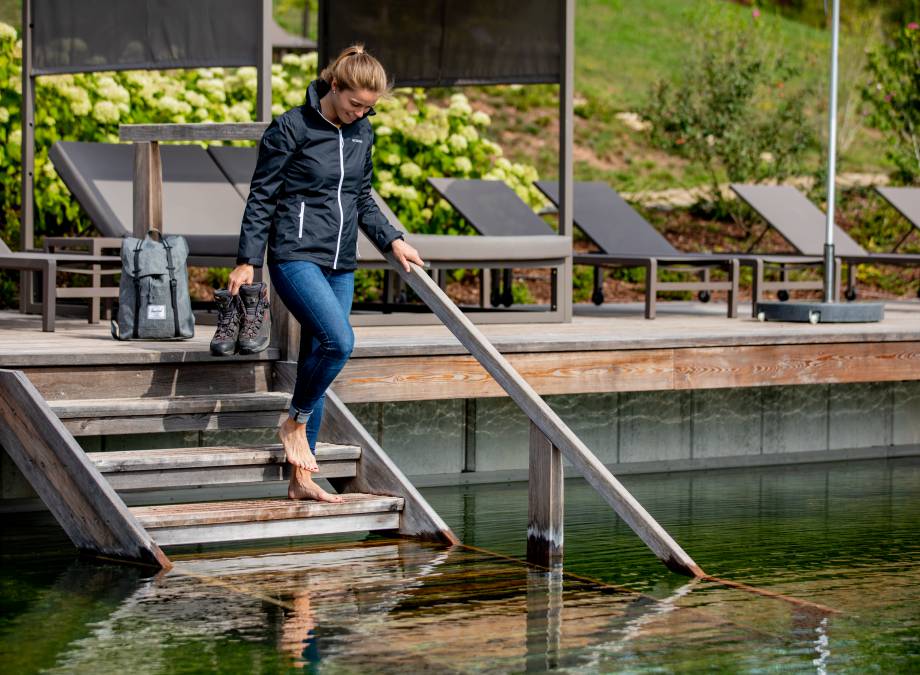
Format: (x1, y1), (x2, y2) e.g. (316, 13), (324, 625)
(305, 78), (376, 121)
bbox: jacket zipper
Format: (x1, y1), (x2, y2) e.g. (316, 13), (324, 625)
(298, 201), (305, 239)
(332, 132), (345, 269)
(318, 109), (346, 270)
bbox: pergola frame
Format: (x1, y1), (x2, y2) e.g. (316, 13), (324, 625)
(18, 0), (274, 310)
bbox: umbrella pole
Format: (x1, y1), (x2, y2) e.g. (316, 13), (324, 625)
(823, 0), (841, 302)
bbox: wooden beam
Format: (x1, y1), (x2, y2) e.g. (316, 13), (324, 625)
(527, 422), (563, 567)
(132, 142), (162, 238)
(0, 369), (171, 569)
(329, 340), (920, 403)
(382, 252), (703, 577)
(120, 123), (268, 143)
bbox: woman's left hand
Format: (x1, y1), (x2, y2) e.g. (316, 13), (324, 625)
(390, 238), (425, 273)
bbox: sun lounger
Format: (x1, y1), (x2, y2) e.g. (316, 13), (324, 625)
(431, 178), (738, 319)
(0, 238), (120, 331)
(733, 183), (920, 301)
(50, 141), (246, 266)
(208, 147), (572, 323)
(876, 186), (920, 253)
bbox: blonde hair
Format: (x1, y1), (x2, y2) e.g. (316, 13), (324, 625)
(320, 44), (389, 94)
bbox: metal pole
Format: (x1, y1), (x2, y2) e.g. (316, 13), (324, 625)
(20, 0), (36, 310)
(823, 0), (840, 302)
(558, 0), (575, 321)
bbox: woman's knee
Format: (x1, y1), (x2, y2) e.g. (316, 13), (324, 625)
(321, 324), (354, 360)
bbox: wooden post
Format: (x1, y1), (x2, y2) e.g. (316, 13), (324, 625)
(528, 422), (563, 567)
(557, 0), (575, 322)
(257, 0), (273, 122)
(525, 568), (562, 672)
(132, 142), (163, 238)
(0, 370), (171, 569)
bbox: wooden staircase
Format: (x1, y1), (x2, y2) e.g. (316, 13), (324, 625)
(0, 354), (457, 569)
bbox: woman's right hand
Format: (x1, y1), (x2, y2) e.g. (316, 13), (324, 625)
(228, 264), (254, 295)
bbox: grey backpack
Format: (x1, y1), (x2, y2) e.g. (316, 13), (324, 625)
(112, 231), (195, 340)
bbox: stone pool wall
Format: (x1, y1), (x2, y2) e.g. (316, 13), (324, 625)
(346, 380), (920, 484)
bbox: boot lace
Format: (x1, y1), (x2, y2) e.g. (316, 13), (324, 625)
(241, 296), (269, 339)
(214, 297), (242, 340)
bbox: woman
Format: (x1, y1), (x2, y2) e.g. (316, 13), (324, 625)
(228, 45), (423, 503)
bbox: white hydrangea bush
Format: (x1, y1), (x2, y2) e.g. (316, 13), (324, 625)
(0, 23), (544, 247)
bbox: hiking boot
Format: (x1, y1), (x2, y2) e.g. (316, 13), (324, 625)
(210, 289), (243, 356)
(238, 282), (271, 354)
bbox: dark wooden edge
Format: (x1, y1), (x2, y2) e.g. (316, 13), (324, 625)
(273, 361), (458, 545)
(0, 369), (172, 570)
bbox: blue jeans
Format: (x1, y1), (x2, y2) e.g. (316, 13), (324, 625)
(268, 260), (354, 451)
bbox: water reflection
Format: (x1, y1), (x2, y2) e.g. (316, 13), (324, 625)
(0, 458), (917, 672)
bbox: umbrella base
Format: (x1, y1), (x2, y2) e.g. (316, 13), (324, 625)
(755, 301), (884, 324)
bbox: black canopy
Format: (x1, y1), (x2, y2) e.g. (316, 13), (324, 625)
(318, 0), (562, 87)
(32, 0), (261, 75)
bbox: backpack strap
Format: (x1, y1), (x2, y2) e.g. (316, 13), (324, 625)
(161, 236), (181, 338)
(132, 239), (143, 339)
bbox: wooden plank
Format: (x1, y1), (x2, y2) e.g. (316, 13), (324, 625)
(331, 340), (920, 402)
(527, 422), (563, 567)
(24, 362), (274, 400)
(120, 123), (268, 143)
(131, 494), (403, 528)
(674, 341), (920, 390)
(383, 250), (704, 577)
(90, 443), (359, 472)
(315, 385), (460, 545)
(0, 369), (171, 569)
(333, 350), (674, 402)
(101, 460), (357, 491)
(50, 392), (290, 418)
(149, 511), (401, 546)
(60, 410), (288, 437)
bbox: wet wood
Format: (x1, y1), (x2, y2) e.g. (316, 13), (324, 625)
(527, 423), (564, 568)
(0, 369), (171, 569)
(131, 494), (403, 528)
(319, 387), (461, 545)
(385, 252), (704, 577)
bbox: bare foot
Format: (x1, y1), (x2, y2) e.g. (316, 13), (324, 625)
(278, 417), (318, 472)
(288, 468), (344, 503)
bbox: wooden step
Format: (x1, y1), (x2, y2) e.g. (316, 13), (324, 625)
(23, 361), (275, 401)
(131, 494), (405, 546)
(49, 392), (291, 435)
(87, 443), (362, 491)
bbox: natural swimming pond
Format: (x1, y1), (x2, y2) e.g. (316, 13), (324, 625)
(1, 457), (918, 673)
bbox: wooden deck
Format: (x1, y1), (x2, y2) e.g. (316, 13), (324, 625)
(2, 302), (920, 401)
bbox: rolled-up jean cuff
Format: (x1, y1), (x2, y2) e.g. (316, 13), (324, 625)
(288, 404), (312, 424)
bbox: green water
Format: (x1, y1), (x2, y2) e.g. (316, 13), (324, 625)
(1, 457), (918, 673)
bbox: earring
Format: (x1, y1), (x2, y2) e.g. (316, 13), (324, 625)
(332, 88), (337, 94)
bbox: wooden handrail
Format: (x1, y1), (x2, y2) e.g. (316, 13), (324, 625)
(382, 252), (705, 577)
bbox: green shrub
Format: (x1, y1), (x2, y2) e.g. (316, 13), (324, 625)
(862, 22), (920, 184)
(0, 22), (544, 306)
(641, 7), (815, 218)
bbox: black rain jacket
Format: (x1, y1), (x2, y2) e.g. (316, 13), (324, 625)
(236, 78), (402, 271)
